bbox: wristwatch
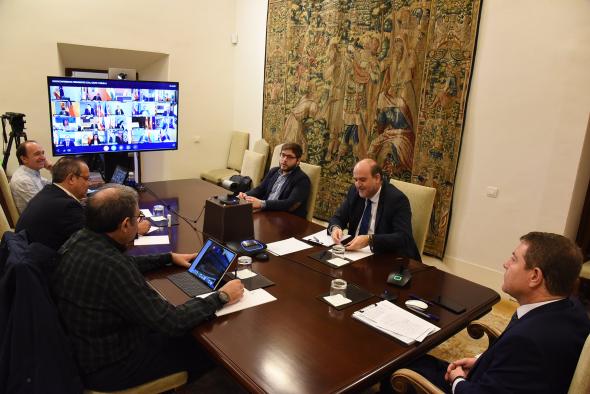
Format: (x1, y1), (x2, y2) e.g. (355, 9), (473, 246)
(217, 290), (230, 305)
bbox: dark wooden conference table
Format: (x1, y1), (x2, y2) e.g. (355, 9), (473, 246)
(136, 179), (500, 393)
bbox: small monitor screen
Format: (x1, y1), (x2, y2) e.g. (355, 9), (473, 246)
(47, 76), (179, 156)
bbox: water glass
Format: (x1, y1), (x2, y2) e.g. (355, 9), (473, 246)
(330, 279), (347, 297)
(332, 244), (345, 255)
(237, 256), (253, 275)
(153, 204), (165, 218)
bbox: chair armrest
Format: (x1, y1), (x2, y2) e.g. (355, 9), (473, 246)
(391, 368), (444, 394)
(467, 319), (501, 347)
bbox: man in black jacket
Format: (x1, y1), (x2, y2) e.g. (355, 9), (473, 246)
(15, 156), (89, 250)
(328, 158), (420, 260)
(238, 142), (311, 218)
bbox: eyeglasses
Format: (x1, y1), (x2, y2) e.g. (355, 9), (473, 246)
(280, 153), (297, 160)
(75, 174), (90, 181)
(130, 212), (146, 223)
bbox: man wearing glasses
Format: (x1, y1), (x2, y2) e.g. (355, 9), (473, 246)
(15, 157), (150, 251)
(52, 184), (244, 391)
(238, 142), (311, 218)
(15, 156), (89, 250)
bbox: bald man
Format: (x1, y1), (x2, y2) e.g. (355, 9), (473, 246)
(328, 159), (420, 260)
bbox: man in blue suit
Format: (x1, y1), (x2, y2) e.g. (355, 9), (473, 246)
(405, 232), (590, 394)
(328, 158), (420, 260)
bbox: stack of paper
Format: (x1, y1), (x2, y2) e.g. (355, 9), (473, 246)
(352, 300), (439, 345)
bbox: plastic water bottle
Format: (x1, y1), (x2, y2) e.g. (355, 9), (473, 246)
(127, 171), (136, 188)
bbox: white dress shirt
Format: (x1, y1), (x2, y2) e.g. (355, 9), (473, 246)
(354, 186), (381, 236)
(9, 165), (51, 212)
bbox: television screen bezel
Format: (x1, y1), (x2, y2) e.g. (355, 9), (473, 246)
(47, 76), (179, 157)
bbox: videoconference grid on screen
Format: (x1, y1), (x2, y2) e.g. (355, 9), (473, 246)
(47, 76), (179, 156)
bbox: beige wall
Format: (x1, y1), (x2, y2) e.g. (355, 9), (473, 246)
(441, 0), (590, 292)
(233, 1), (268, 146)
(0, 0), (238, 182)
(1, 0), (589, 294)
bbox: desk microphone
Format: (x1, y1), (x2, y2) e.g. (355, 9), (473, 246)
(386, 258), (412, 287)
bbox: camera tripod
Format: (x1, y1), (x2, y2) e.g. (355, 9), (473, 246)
(1, 113), (27, 170)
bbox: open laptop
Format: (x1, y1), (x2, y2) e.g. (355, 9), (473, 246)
(167, 239), (237, 297)
(109, 165), (128, 184)
(87, 165), (129, 196)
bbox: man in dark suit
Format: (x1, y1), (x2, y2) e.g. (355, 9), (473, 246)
(238, 142), (311, 218)
(328, 158), (420, 260)
(16, 157), (89, 251)
(405, 232), (590, 394)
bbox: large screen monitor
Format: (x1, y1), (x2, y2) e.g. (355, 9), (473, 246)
(47, 76), (179, 156)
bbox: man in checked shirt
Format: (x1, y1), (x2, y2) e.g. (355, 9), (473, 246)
(52, 184), (244, 391)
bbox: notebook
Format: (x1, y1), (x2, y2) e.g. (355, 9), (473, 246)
(167, 239), (237, 297)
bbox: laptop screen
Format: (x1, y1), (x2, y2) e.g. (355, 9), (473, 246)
(110, 165), (128, 184)
(188, 239), (236, 290)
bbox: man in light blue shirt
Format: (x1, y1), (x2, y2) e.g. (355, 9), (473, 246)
(9, 141), (53, 212)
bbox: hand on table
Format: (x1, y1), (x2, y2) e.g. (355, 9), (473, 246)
(219, 279), (245, 305)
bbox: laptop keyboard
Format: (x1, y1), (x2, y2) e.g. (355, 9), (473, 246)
(168, 272), (213, 297)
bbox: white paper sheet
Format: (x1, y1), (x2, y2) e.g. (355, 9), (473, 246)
(146, 226), (159, 234)
(150, 215), (166, 222)
(236, 270), (257, 279)
(326, 257), (350, 267)
(335, 246), (373, 261)
(212, 288), (277, 316)
(323, 294), (352, 307)
(352, 300), (439, 345)
(266, 237), (313, 256)
(140, 209), (153, 217)
(133, 235), (170, 246)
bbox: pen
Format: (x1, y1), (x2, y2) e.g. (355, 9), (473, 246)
(409, 293), (434, 305)
(406, 305), (440, 321)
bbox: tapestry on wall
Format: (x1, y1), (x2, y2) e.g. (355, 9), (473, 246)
(262, 0), (482, 257)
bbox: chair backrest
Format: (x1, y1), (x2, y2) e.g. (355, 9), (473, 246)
(0, 205), (11, 236)
(227, 131), (250, 171)
(299, 162), (321, 221)
(240, 150), (266, 188)
(269, 143), (285, 169)
(0, 166), (19, 226)
(390, 179), (436, 255)
(568, 333), (590, 394)
(252, 139), (270, 176)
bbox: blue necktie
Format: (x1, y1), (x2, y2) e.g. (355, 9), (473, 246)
(358, 199), (372, 235)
